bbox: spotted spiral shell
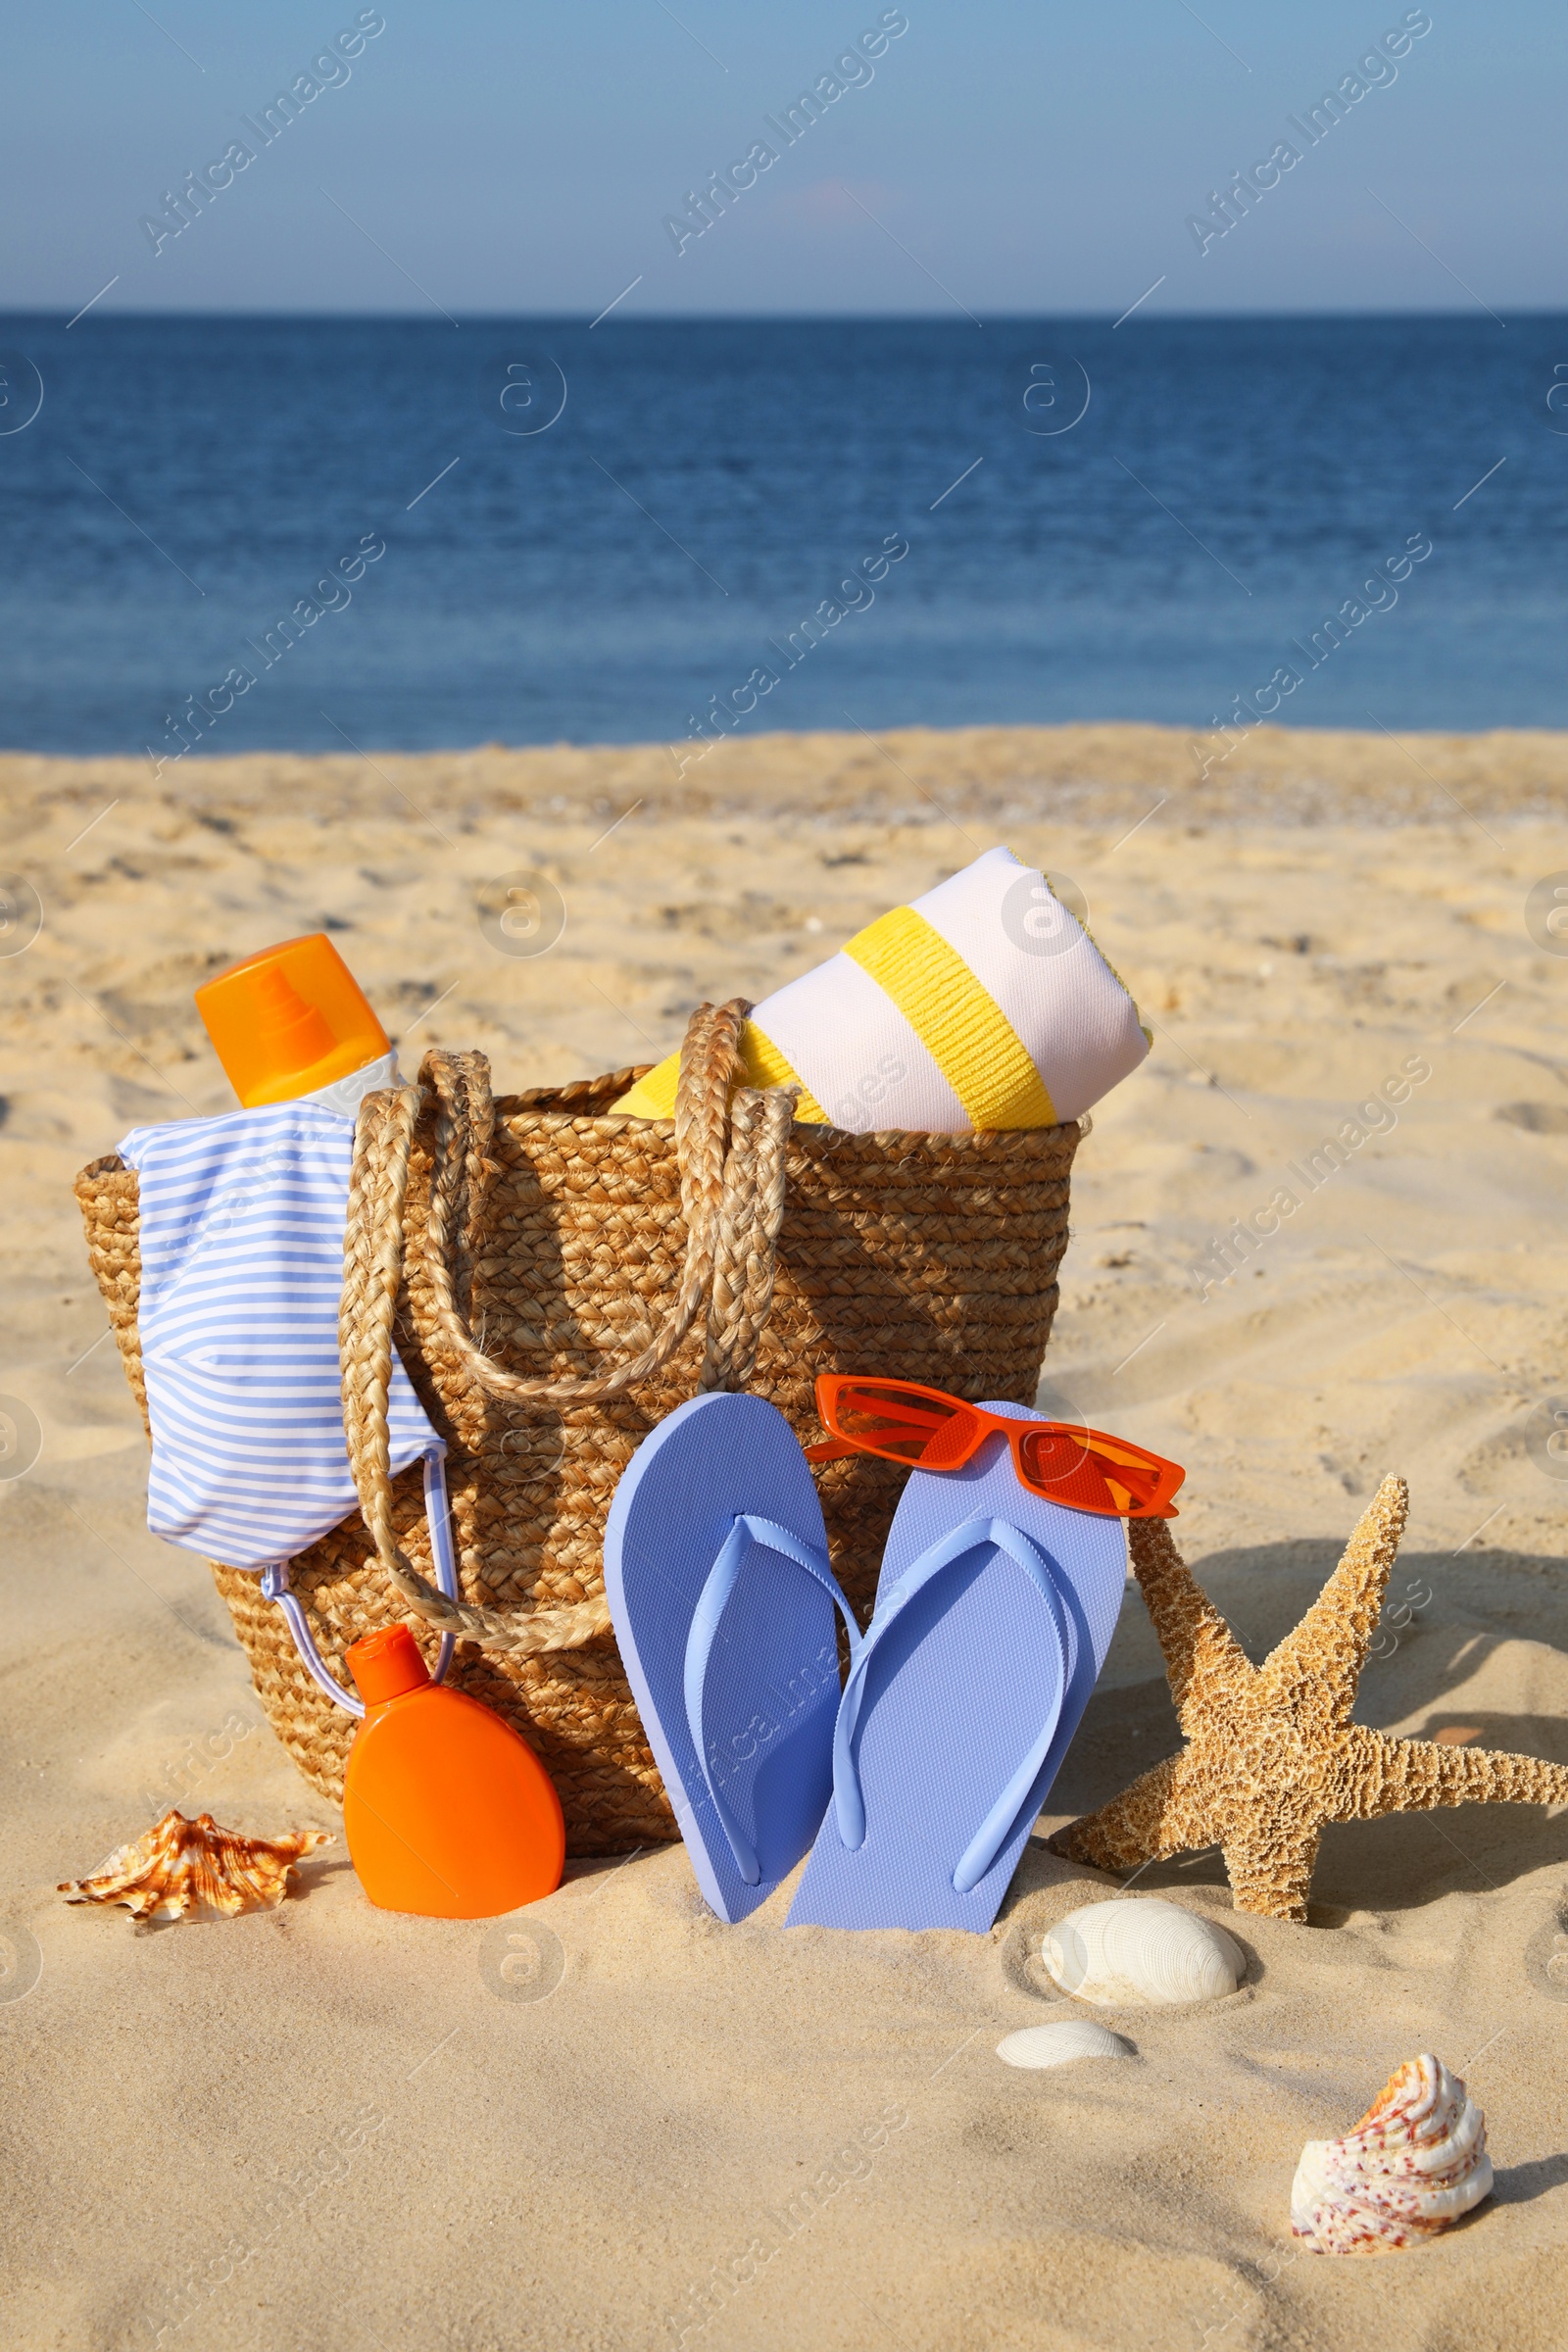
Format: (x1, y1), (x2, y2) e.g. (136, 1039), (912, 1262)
(1291, 2054), (1493, 2254)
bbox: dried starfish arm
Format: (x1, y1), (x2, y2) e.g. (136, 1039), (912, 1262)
(1328, 1726), (1568, 1822)
(1054, 1750), (1214, 1872)
(1221, 1824), (1321, 1924)
(1257, 1477), (1407, 1731)
(1127, 1517), (1254, 1730)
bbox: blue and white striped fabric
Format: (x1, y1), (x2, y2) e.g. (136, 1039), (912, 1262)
(120, 1096), (440, 1572)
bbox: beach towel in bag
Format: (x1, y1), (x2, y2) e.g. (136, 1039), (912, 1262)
(117, 1087), (461, 1712)
(79, 1004), (1085, 1851)
(613, 845), (1150, 1129)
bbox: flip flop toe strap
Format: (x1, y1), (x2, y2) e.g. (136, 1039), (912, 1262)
(832, 1515), (1069, 1895)
(684, 1513), (863, 1886)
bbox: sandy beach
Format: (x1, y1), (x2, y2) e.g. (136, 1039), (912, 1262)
(5, 719), (1568, 2350)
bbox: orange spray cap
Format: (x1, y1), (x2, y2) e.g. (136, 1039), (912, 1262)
(195, 933), (390, 1107)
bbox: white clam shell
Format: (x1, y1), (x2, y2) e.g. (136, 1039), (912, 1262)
(1291, 2053), (1493, 2254)
(997, 2022), (1134, 2070)
(1041, 1898), (1244, 2009)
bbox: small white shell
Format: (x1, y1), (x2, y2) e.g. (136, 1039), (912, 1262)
(1291, 2054), (1493, 2254)
(1042, 1898), (1244, 2009)
(997, 2022), (1134, 2070)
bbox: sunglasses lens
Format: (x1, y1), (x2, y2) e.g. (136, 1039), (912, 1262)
(1019, 1425), (1093, 1484)
(834, 1382), (970, 1466)
(1017, 1426), (1167, 1516)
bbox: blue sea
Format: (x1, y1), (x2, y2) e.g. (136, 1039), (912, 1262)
(0, 313), (1563, 756)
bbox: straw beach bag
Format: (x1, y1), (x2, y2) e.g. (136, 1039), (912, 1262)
(76, 1002), (1081, 1853)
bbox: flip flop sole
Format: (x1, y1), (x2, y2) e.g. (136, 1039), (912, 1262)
(787, 1410), (1125, 1933)
(604, 1392), (848, 1924)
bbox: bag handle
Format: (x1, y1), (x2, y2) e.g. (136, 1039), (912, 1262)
(416, 998), (760, 1405)
(338, 1001), (795, 1659)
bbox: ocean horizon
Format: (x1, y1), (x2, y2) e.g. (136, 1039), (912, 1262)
(1, 310), (1562, 758)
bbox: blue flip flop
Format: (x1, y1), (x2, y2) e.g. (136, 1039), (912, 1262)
(786, 1402), (1126, 1934)
(603, 1391), (862, 1924)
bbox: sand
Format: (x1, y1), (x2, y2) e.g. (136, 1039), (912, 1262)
(4, 720), (1568, 2350)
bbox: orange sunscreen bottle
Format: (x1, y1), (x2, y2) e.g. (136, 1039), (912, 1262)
(195, 932), (391, 1107)
(343, 1625), (565, 1918)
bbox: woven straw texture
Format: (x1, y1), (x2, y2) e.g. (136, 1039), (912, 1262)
(75, 1001), (1080, 1853)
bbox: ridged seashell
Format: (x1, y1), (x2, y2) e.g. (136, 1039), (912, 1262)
(997, 2022), (1134, 2069)
(1042, 1898), (1243, 2009)
(59, 1809), (333, 1922)
(1291, 2054), (1492, 2254)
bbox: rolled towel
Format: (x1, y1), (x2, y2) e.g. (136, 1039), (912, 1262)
(612, 845), (1150, 1131)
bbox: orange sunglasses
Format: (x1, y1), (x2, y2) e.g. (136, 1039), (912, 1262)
(804, 1375), (1185, 1520)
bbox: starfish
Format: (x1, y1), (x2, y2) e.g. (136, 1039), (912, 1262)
(1054, 1474), (1568, 1923)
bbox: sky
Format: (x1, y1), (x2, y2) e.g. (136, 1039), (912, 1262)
(0, 2), (1557, 319)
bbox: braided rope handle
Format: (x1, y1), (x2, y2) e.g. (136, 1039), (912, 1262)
(338, 1002), (794, 1658)
(416, 1000), (748, 1405)
(698, 1081), (795, 1392)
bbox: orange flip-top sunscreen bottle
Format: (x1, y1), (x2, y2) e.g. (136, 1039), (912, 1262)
(343, 1625), (565, 1918)
(195, 932), (391, 1107)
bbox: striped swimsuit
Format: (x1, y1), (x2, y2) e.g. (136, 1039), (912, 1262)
(121, 1093), (456, 1711)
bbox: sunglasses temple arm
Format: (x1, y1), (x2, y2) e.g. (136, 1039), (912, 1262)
(804, 1436), (860, 1464)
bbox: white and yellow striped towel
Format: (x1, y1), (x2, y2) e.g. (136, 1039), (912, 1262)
(612, 845), (1149, 1131)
